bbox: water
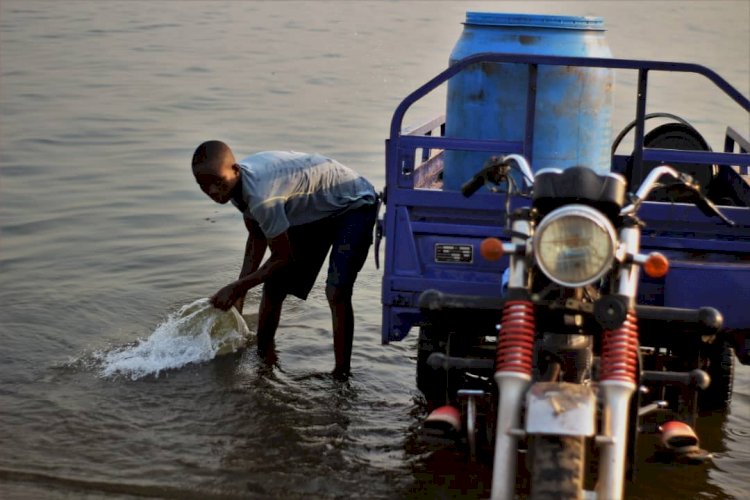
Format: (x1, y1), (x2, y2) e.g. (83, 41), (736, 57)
(98, 298), (251, 379)
(0, 1), (748, 498)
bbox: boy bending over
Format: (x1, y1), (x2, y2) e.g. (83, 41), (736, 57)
(191, 140), (377, 379)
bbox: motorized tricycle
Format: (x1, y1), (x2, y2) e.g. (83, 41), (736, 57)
(378, 38), (750, 500)
(423, 155), (734, 499)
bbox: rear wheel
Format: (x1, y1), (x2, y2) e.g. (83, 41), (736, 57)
(416, 327), (448, 407)
(529, 435), (585, 500)
(699, 340), (735, 411)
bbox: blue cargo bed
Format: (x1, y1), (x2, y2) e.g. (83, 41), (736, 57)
(379, 53), (750, 363)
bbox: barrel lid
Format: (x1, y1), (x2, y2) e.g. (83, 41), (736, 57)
(465, 12), (605, 31)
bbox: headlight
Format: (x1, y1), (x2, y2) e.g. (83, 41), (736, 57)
(533, 204), (617, 287)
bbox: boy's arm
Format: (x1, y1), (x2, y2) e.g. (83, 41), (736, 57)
(233, 217), (267, 313)
(211, 225), (293, 311)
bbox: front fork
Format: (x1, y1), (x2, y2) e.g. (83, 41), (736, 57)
(597, 222), (641, 499)
(490, 218), (643, 500)
(491, 213), (534, 500)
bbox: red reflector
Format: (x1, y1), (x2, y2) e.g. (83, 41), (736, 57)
(643, 252), (669, 278)
(480, 237), (504, 261)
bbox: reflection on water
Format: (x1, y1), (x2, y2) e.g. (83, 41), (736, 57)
(0, 1), (748, 498)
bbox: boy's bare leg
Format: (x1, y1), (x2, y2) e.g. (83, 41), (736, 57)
(257, 288), (285, 357)
(327, 284), (354, 379)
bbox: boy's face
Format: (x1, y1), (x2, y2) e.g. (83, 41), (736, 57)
(194, 160), (240, 204)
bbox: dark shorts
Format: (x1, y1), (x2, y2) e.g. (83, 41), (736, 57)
(263, 203), (377, 300)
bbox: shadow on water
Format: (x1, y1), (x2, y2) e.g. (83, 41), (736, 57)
(20, 346), (374, 499)
(624, 412), (729, 499)
(204, 351), (404, 499)
(400, 399), (493, 499)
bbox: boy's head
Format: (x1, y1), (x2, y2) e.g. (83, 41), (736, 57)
(191, 140), (240, 204)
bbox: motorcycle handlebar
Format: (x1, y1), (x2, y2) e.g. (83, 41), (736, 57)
(460, 159), (732, 225)
(461, 154), (534, 198)
(623, 165), (735, 226)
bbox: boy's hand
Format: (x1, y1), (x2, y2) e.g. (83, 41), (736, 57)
(211, 282), (240, 311)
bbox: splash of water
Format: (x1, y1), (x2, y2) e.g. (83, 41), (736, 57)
(99, 298), (251, 380)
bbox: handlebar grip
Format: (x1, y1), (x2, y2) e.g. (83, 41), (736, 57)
(461, 174), (485, 198)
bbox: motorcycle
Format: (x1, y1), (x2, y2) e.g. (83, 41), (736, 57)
(416, 154), (730, 499)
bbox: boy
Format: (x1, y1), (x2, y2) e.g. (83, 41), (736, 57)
(191, 140), (377, 379)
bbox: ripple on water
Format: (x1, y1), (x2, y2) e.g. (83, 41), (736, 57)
(96, 298), (252, 380)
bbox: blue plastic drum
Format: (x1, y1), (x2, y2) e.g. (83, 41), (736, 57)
(443, 12), (614, 191)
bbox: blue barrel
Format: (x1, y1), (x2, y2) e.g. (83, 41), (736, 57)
(443, 12), (614, 191)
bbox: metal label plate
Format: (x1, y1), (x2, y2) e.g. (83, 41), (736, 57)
(435, 243), (473, 264)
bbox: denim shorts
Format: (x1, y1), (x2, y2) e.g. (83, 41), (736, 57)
(263, 202), (377, 300)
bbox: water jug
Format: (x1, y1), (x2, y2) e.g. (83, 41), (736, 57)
(443, 12), (614, 190)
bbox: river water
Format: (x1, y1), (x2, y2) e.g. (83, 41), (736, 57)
(1, 1), (748, 498)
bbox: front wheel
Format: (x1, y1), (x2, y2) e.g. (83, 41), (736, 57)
(529, 435), (585, 500)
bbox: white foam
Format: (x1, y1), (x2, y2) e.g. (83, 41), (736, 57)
(99, 298), (251, 380)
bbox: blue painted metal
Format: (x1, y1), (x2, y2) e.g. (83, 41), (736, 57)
(381, 52), (750, 361)
(442, 13), (614, 190)
(725, 127), (750, 175)
(388, 54), (750, 139)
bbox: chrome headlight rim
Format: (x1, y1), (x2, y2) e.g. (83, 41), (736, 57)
(533, 204), (617, 287)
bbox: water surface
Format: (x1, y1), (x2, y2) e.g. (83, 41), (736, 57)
(1, 1), (748, 498)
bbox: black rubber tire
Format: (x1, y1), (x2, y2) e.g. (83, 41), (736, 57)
(699, 340), (735, 411)
(529, 436), (585, 500)
(416, 327), (448, 406)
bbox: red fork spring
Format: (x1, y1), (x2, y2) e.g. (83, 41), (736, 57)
(600, 310), (639, 384)
(496, 300), (535, 375)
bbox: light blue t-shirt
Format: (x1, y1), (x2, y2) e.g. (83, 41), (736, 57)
(230, 151), (377, 239)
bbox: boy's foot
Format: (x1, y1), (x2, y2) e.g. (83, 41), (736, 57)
(331, 367), (351, 381)
(256, 344), (278, 366)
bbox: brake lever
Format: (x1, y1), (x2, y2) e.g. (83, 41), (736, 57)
(676, 172), (736, 226)
(695, 194), (736, 226)
(622, 167), (736, 227)
(678, 172), (736, 227)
